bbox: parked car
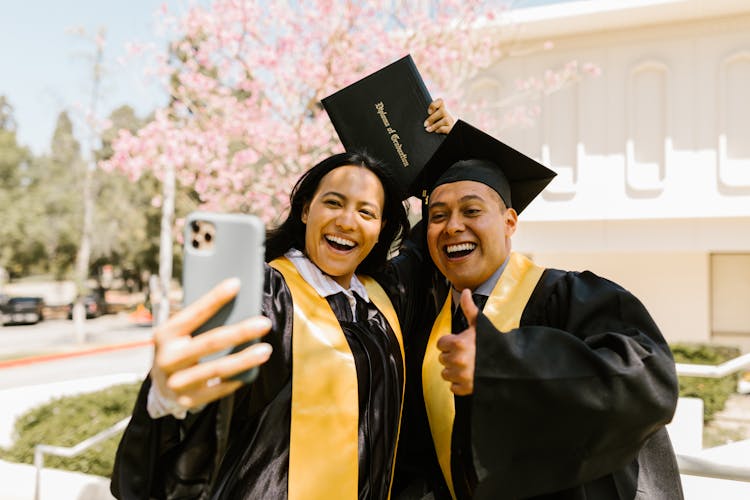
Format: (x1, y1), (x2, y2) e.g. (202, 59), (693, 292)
(1, 296), (45, 325)
(67, 293), (107, 319)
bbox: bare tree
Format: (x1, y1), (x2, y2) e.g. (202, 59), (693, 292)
(70, 27), (106, 343)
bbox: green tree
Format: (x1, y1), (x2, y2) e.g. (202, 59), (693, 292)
(19, 112), (85, 279)
(0, 97), (40, 278)
(0, 99), (194, 294)
(92, 105), (192, 292)
(0, 97), (26, 193)
(94, 106), (152, 286)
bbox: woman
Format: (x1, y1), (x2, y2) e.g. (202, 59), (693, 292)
(111, 155), (431, 499)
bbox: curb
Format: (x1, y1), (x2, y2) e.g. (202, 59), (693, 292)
(0, 339), (153, 369)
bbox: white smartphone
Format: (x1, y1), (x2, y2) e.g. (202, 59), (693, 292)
(182, 211), (266, 384)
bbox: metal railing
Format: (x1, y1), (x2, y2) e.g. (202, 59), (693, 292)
(676, 352), (750, 378)
(677, 454), (750, 482)
(674, 353), (750, 483)
(33, 416), (130, 500)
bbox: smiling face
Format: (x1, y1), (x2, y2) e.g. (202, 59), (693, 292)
(301, 165), (385, 288)
(426, 180), (517, 292)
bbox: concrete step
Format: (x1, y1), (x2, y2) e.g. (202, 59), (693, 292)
(682, 474), (750, 500)
(681, 439), (750, 499)
(713, 394), (750, 423)
(0, 459), (114, 500)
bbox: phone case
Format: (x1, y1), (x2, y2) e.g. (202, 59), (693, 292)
(182, 211), (266, 383)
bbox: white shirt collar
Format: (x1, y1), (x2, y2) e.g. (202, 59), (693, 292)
(285, 249), (370, 319)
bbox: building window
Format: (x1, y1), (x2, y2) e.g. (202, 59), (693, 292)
(711, 253), (750, 337)
(718, 52), (750, 189)
(626, 61), (669, 195)
(541, 82), (579, 199)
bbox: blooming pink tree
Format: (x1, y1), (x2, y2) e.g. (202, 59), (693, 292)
(102, 0), (597, 321)
(104, 0), (597, 219)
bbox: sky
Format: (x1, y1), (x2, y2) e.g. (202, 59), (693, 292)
(0, 0), (190, 155)
(0, 0), (574, 156)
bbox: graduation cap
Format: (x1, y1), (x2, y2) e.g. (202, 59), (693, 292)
(409, 120), (557, 214)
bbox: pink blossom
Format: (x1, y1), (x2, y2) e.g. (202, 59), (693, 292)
(103, 0), (599, 223)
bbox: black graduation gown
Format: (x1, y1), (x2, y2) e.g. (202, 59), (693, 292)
(394, 264), (683, 500)
(110, 263), (411, 500)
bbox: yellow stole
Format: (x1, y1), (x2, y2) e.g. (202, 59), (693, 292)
(421, 252), (545, 499)
(269, 257), (405, 500)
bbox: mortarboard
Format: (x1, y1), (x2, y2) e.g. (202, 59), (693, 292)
(409, 120), (557, 214)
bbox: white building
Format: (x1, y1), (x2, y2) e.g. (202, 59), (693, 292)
(465, 0), (750, 350)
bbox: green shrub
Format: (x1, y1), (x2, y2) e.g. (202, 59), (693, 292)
(671, 343), (740, 422)
(0, 382), (140, 477)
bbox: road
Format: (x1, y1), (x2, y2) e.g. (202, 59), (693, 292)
(0, 313), (154, 452)
(0, 345), (152, 389)
(0, 313), (152, 358)
(0, 313), (153, 388)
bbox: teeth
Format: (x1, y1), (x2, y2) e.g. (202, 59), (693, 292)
(446, 243), (476, 254)
(326, 235), (356, 247)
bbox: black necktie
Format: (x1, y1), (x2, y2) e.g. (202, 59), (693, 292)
(452, 293), (487, 333)
(328, 293), (353, 322)
(451, 292), (487, 498)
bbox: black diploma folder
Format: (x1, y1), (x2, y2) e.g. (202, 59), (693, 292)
(322, 55), (445, 195)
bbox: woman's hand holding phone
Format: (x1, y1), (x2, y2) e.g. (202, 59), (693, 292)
(150, 278), (273, 410)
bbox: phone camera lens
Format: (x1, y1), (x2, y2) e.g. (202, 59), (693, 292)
(204, 232), (212, 242)
(191, 221), (200, 233)
(192, 239), (200, 249)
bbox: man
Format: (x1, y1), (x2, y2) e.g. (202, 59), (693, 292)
(395, 121), (683, 499)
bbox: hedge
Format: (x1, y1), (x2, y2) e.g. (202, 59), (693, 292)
(0, 382), (140, 477)
(671, 343), (741, 422)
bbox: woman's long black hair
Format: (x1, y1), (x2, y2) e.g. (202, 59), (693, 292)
(265, 151), (410, 276)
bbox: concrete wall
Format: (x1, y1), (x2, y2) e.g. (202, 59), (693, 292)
(530, 251), (710, 345)
(462, 0), (750, 350)
(465, 0), (750, 222)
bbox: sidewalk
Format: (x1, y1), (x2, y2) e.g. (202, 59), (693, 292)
(681, 438), (750, 500)
(0, 459), (114, 500)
